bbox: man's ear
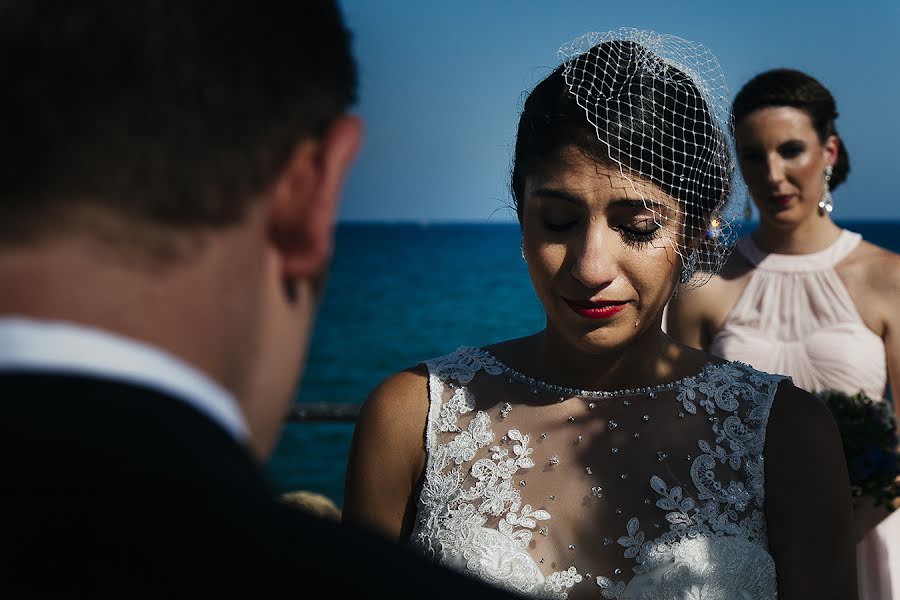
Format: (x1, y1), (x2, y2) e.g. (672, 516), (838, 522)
(268, 114), (363, 281)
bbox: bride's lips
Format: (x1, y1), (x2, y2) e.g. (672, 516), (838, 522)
(564, 298), (628, 319)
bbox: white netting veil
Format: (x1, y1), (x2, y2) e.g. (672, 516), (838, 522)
(557, 28), (748, 287)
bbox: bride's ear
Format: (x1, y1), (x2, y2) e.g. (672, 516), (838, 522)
(267, 115), (363, 282)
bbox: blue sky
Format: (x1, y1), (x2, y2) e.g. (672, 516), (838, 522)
(337, 0), (900, 223)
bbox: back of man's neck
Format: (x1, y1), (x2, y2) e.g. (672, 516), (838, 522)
(0, 237), (253, 400)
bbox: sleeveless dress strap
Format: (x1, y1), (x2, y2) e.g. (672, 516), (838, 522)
(736, 229), (862, 272)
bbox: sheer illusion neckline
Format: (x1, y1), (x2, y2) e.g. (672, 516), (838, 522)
(469, 346), (722, 399)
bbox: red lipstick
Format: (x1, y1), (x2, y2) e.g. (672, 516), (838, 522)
(565, 299), (627, 319)
(771, 194), (794, 207)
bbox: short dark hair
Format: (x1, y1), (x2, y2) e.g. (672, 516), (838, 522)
(0, 0), (357, 242)
(732, 68), (849, 190)
(510, 39), (730, 234)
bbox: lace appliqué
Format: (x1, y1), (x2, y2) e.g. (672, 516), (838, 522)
(418, 351), (575, 597)
(545, 567), (583, 598)
(438, 386), (476, 433)
(413, 348), (783, 600)
(428, 347), (504, 385)
(597, 363), (781, 599)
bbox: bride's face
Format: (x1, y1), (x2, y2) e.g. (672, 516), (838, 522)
(521, 147), (682, 354)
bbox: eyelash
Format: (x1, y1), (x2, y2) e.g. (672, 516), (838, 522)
(543, 221), (577, 232)
(540, 220), (661, 245)
(620, 225), (661, 247)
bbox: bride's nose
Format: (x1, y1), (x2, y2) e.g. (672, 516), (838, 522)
(570, 224), (618, 289)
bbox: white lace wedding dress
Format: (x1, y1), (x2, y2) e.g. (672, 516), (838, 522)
(409, 346), (787, 599)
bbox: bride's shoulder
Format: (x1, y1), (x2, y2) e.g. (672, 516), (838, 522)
(710, 364), (838, 450)
(761, 380), (851, 530)
(765, 380), (840, 450)
(358, 363), (431, 441)
(360, 345), (494, 421)
(726, 361), (790, 391)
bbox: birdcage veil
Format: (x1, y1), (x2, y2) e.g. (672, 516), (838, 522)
(557, 28), (748, 287)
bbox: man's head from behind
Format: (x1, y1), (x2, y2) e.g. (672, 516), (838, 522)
(0, 1), (362, 458)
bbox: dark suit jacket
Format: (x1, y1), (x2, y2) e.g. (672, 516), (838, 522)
(0, 373), (520, 598)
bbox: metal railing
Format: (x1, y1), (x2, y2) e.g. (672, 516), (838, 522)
(288, 402), (360, 422)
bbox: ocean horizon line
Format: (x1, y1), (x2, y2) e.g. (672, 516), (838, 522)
(336, 218), (900, 227)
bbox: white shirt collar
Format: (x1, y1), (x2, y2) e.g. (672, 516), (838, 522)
(0, 316), (249, 442)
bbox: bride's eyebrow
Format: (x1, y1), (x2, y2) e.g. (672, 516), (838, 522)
(530, 188), (677, 216)
(609, 198), (673, 216)
(529, 187), (586, 206)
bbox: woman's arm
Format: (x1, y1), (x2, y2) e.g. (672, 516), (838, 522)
(342, 366), (430, 541)
(664, 283), (714, 350)
(885, 302), (900, 436)
(877, 255), (900, 425)
(764, 382), (858, 600)
(852, 244), (900, 428)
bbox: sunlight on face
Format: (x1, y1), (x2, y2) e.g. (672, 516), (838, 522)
(735, 106), (835, 228)
(521, 147), (683, 354)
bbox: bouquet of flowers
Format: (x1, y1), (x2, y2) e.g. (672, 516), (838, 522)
(816, 389), (900, 510)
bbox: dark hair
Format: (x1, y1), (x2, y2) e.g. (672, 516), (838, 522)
(0, 0), (357, 241)
(510, 40), (730, 235)
(732, 68), (849, 190)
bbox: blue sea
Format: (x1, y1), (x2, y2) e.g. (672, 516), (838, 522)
(264, 220), (900, 507)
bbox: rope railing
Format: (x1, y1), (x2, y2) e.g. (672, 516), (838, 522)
(287, 402), (360, 422)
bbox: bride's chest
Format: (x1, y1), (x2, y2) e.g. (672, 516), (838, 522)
(414, 377), (774, 598)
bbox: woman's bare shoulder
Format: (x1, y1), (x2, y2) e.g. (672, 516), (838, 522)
(841, 239), (900, 309)
(859, 240), (900, 290)
(369, 363), (430, 398)
(357, 364), (431, 440)
(669, 249), (754, 318)
(717, 242), (756, 282)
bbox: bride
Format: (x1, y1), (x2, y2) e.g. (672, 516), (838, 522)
(342, 29), (857, 599)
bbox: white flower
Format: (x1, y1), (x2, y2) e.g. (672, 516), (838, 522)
(438, 386), (477, 432)
(544, 566), (582, 597)
(596, 576), (625, 598)
(446, 412), (494, 464)
(478, 478), (520, 516)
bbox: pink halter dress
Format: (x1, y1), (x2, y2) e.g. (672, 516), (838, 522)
(710, 229), (886, 401)
(709, 229), (898, 600)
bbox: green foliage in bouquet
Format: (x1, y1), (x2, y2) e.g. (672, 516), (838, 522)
(816, 389), (900, 510)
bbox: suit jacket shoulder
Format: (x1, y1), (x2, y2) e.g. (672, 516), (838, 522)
(0, 373), (518, 599)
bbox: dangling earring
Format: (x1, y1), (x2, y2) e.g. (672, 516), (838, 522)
(818, 165), (834, 216)
(520, 239), (527, 262)
(680, 249), (699, 285)
(283, 278), (298, 304)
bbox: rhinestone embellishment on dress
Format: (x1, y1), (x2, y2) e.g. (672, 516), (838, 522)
(481, 347), (720, 399)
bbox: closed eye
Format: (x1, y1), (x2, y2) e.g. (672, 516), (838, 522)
(543, 219), (578, 232)
(619, 222), (661, 245)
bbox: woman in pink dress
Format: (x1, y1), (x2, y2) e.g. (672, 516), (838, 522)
(666, 68), (900, 600)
